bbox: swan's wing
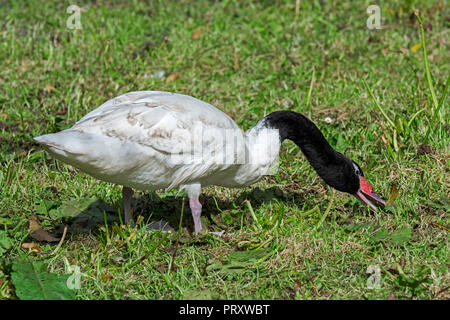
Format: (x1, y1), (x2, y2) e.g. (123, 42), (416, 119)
(76, 91), (237, 129)
(72, 92), (240, 153)
(69, 92), (244, 189)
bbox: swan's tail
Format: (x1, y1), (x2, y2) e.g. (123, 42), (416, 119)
(34, 130), (89, 157)
(33, 130), (109, 173)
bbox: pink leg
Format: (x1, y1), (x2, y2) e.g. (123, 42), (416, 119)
(189, 198), (202, 233)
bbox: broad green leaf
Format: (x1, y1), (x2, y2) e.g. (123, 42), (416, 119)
(50, 197), (117, 231)
(371, 228), (389, 242)
(52, 197), (114, 220)
(227, 248), (271, 263)
(35, 199), (60, 216)
(206, 248), (273, 274)
(389, 228), (412, 245)
(0, 230), (13, 255)
(344, 223), (373, 232)
(11, 261), (76, 300)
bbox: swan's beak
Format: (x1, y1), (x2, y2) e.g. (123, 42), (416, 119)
(354, 177), (386, 211)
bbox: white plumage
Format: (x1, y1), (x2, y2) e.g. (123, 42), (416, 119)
(35, 91), (281, 232)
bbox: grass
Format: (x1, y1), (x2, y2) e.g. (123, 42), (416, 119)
(0, 0), (449, 300)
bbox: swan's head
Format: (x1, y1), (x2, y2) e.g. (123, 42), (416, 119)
(317, 156), (386, 211)
(343, 159), (386, 211)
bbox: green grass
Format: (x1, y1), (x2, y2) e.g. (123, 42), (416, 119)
(0, 0), (449, 300)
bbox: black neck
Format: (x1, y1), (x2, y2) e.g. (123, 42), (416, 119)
(263, 111), (346, 181)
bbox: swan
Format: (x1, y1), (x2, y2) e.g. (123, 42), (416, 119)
(34, 91), (386, 233)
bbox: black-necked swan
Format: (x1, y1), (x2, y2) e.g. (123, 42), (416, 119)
(34, 91), (386, 233)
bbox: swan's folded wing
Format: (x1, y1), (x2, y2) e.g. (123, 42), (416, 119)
(70, 100), (245, 188)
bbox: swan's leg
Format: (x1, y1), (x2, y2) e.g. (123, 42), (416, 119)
(122, 186), (134, 223)
(185, 183), (202, 233)
(183, 184), (231, 236)
(189, 198), (203, 234)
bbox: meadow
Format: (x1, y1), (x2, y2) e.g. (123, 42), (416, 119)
(0, 0), (448, 299)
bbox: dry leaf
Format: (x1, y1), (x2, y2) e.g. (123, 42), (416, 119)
(101, 273), (114, 281)
(411, 43), (422, 52)
(399, 47), (409, 55)
(380, 135), (389, 146)
(166, 73), (180, 83)
(417, 144), (432, 155)
(233, 54), (239, 70)
(45, 84), (56, 91)
(191, 28), (203, 39)
(293, 281), (301, 295)
(386, 184), (399, 206)
(0, 113), (7, 118)
(153, 264), (169, 272)
(55, 107), (67, 116)
(21, 243), (41, 251)
(29, 215), (60, 242)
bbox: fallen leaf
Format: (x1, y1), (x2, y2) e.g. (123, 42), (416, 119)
(386, 184), (399, 206)
(191, 28), (203, 39)
(101, 273), (114, 282)
(417, 144), (432, 155)
(153, 264), (169, 272)
(29, 215), (60, 242)
(11, 261), (75, 300)
(389, 227), (412, 245)
(233, 54), (239, 70)
(293, 281), (301, 295)
(45, 84), (56, 91)
(50, 197), (116, 233)
(55, 107), (67, 116)
(411, 43), (422, 52)
(0, 231), (13, 255)
(371, 228), (389, 242)
(21, 243), (41, 251)
(206, 248), (273, 274)
(166, 73), (180, 83)
(399, 47), (409, 55)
